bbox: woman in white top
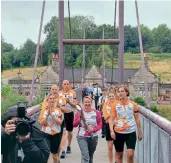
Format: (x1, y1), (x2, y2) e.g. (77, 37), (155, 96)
(73, 96), (102, 163)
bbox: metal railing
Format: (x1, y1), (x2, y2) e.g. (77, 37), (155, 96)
(28, 94), (171, 163)
(135, 105), (171, 163)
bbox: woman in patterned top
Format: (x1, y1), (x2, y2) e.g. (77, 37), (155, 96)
(73, 96), (102, 163)
(39, 93), (64, 163)
(102, 92), (117, 163)
(40, 84), (69, 161)
(109, 85), (142, 163)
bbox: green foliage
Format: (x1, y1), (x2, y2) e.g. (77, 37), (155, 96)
(1, 16), (171, 70)
(1, 39), (36, 70)
(152, 24), (171, 52)
(148, 47), (162, 53)
(133, 96), (146, 107)
(31, 87), (46, 106)
(32, 97), (44, 106)
(1, 84), (13, 98)
(39, 87), (46, 99)
(150, 105), (158, 113)
(33, 16), (171, 68)
(20, 62), (25, 68)
(149, 53), (171, 61)
(1, 36), (14, 53)
(19, 39), (36, 66)
(157, 105), (171, 121)
(1, 93), (26, 114)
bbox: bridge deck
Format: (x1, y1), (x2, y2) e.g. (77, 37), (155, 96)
(48, 129), (127, 163)
(35, 101), (138, 163)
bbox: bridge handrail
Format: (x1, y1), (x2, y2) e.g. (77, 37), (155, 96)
(135, 105), (171, 163)
(138, 105), (171, 135)
(27, 104), (42, 116)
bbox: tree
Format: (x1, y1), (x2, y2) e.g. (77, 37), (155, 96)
(124, 25), (139, 53)
(152, 24), (171, 52)
(1, 35), (14, 53)
(141, 25), (153, 52)
(1, 50), (21, 69)
(19, 39), (36, 66)
(2, 15), (171, 70)
(42, 15), (97, 66)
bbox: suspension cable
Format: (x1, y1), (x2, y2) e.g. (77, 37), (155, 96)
(29, 0), (45, 105)
(111, 0), (117, 84)
(68, 0), (75, 89)
(135, 0), (150, 108)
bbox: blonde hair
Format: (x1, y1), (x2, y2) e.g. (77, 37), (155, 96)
(50, 84), (58, 91)
(45, 92), (55, 102)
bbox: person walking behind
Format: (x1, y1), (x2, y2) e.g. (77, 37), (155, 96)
(109, 85), (143, 163)
(98, 88), (108, 138)
(59, 80), (77, 158)
(93, 84), (102, 110)
(102, 91), (117, 163)
(82, 86), (89, 101)
(73, 96), (102, 163)
(39, 93), (64, 163)
(109, 85), (119, 100)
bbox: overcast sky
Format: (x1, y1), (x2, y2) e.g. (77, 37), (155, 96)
(1, 0), (171, 48)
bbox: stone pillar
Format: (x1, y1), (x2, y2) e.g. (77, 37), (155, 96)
(52, 54), (59, 73)
(142, 53), (150, 70)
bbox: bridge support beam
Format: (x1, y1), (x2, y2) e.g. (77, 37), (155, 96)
(63, 39), (120, 45)
(58, 0), (124, 87)
(58, 0), (64, 89)
(118, 0), (124, 84)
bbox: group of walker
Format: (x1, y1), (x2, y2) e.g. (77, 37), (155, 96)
(38, 81), (142, 163)
(39, 80), (77, 163)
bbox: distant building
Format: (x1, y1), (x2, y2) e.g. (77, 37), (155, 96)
(8, 53), (171, 99)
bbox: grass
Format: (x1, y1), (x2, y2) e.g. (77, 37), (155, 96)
(1, 53), (171, 82)
(124, 53), (171, 82)
(157, 105), (171, 121)
(2, 66), (47, 80)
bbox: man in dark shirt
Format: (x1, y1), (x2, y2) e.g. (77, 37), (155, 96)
(1, 106), (50, 163)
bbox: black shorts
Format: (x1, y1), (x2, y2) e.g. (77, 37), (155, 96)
(114, 131), (137, 152)
(64, 112), (74, 132)
(105, 123), (113, 141)
(44, 133), (61, 154)
(60, 120), (65, 137)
